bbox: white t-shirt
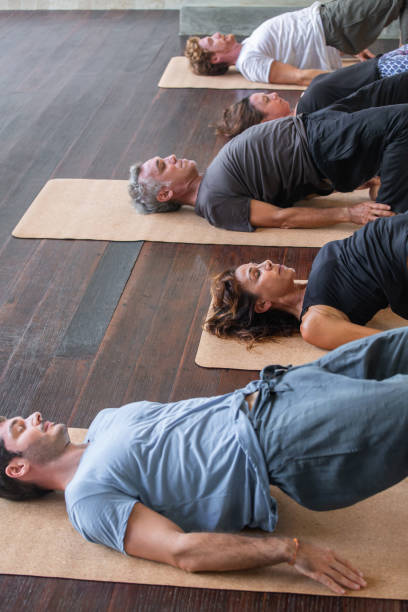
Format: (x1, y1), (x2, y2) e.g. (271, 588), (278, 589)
(235, 2), (342, 83)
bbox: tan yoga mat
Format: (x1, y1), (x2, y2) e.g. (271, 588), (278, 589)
(12, 179), (368, 247)
(1, 427), (407, 599)
(196, 307), (408, 370)
(158, 56), (356, 90)
(158, 56), (307, 90)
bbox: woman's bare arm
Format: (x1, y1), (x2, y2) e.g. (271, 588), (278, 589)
(300, 306), (380, 350)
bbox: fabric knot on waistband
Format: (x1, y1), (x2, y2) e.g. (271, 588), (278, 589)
(260, 364), (292, 382)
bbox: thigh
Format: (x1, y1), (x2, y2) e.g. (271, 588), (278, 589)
(306, 105), (408, 192)
(330, 72), (408, 112)
(258, 369), (408, 510)
(377, 114), (408, 211)
(297, 59), (379, 114)
(321, 0), (403, 53)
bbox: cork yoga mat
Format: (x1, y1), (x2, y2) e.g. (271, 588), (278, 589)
(12, 179), (368, 247)
(1, 427), (407, 599)
(158, 56), (357, 90)
(196, 307), (408, 370)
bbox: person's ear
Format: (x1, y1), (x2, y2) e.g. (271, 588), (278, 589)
(210, 53), (221, 64)
(254, 299), (272, 314)
(5, 457), (30, 480)
(156, 187), (174, 203)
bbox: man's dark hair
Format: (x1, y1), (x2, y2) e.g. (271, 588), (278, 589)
(0, 433), (52, 501)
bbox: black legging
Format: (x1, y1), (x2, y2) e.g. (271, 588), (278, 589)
(304, 74), (408, 212)
(297, 58), (380, 114)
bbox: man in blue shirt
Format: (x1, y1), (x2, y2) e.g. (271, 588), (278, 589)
(0, 328), (407, 595)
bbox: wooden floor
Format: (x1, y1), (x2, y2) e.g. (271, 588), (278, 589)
(0, 11), (405, 612)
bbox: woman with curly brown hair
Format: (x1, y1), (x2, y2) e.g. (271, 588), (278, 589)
(206, 215), (408, 351)
(215, 92), (293, 139)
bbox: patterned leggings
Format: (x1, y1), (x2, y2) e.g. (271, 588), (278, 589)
(378, 43), (408, 77)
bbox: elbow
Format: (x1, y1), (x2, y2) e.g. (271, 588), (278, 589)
(299, 320), (311, 343)
(170, 535), (202, 573)
(274, 214), (299, 229)
(300, 318), (319, 348)
(175, 556), (201, 573)
(300, 318), (338, 351)
(295, 70), (309, 86)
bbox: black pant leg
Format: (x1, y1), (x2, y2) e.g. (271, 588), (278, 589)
(297, 58), (379, 114)
(328, 71), (408, 112)
(305, 104), (408, 207)
(376, 109), (408, 211)
(320, 0), (404, 54)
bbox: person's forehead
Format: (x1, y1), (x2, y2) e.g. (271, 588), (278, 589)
(235, 263), (249, 284)
(250, 92), (262, 103)
(140, 158), (156, 179)
(0, 417), (9, 439)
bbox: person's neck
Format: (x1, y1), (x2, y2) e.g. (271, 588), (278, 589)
(221, 42), (242, 66)
(271, 281), (307, 319)
(175, 174), (203, 208)
(28, 443), (88, 492)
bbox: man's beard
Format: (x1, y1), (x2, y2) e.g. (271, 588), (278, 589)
(23, 424), (69, 465)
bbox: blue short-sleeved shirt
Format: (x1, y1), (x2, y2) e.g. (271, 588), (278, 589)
(65, 381), (277, 553)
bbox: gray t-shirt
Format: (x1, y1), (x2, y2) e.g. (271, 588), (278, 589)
(195, 117), (333, 232)
(65, 381), (276, 554)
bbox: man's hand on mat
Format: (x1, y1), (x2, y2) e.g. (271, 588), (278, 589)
(293, 541), (367, 594)
(355, 48), (375, 62)
(347, 201), (394, 225)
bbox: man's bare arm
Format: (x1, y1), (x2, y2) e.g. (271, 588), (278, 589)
(124, 503), (366, 595)
(249, 199), (394, 229)
(268, 61), (327, 86)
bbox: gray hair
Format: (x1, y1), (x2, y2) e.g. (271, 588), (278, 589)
(128, 163), (182, 215)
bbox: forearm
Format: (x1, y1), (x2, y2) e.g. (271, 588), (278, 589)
(296, 69), (328, 87)
(312, 325), (380, 351)
(268, 61), (326, 86)
(174, 532), (292, 573)
(251, 205), (349, 229)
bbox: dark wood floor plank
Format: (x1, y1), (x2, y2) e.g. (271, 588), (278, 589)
(0, 13), (104, 137)
(67, 241), (179, 424)
(57, 241), (143, 357)
(0, 238), (40, 309)
(0, 14), (146, 224)
(31, 356), (94, 424)
(0, 240), (103, 414)
(0, 574), (115, 612)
